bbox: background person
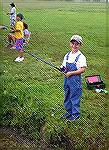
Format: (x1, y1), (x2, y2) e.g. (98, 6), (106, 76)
(7, 3), (16, 28)
(61, 35), (87, 122)
(7, 22), (30, 47)
(11, 13), (24, 62)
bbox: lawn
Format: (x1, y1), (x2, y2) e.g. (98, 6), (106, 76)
(0, 1), (108, 149)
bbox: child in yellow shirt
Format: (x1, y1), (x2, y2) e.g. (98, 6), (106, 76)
(11, 13), (24, 62)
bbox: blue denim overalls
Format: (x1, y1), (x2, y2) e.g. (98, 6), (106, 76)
(64, 52), (82, 119)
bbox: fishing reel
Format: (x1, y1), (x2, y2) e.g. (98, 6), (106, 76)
(60, 65), (67, 73)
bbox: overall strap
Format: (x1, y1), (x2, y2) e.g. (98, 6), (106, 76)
(74, 53), (81, 63)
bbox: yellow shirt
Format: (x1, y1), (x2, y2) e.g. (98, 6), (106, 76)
(14, 21), (24, 39)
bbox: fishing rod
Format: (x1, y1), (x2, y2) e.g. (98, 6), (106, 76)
(24, 50), (63, 72)
(0, 30), (65, 73)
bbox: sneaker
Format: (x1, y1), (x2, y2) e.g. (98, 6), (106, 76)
(61, 112), (71, 119)
(67, 116), (79, 123)
(14, 57), (20, 62)
(19, 57), (24, 62)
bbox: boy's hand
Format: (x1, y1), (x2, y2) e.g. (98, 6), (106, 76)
(64, 72), (73, 77)
(64, 67), (86, 77)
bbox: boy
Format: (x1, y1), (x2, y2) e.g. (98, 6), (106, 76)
(11, 13), (24, 62)
(7, 3), (16, 28)
(61, 35), (87, 122)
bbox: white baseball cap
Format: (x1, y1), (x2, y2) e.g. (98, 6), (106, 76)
(70, 35), (83, 44)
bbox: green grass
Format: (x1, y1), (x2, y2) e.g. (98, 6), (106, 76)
(0, 1), (108, 149)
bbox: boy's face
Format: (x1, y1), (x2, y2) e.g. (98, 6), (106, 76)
(70, 40), (81, 53)
(16, 16), (21, 21)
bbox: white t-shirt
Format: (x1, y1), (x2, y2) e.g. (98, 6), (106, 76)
(10, 7), (16, 20)
(62, 50), (87, 69)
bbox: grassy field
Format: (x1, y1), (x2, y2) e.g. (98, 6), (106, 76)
(0, 1), (108, 149)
